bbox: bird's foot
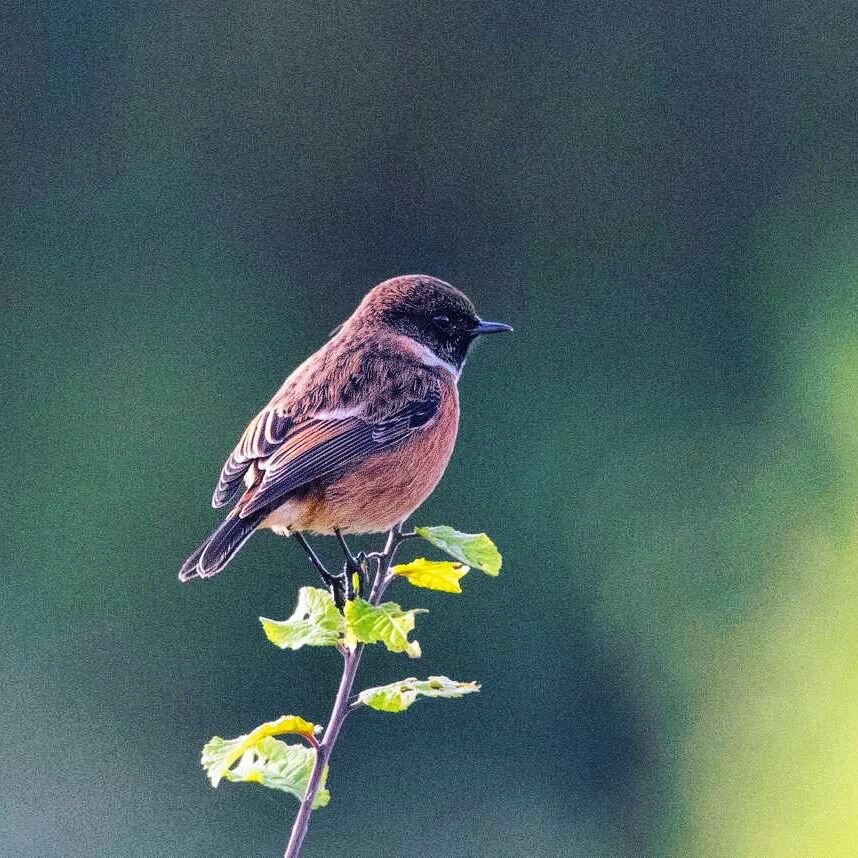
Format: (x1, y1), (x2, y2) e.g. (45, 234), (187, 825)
(330, 556), (368, 610)
(334, 528), (370, 601)
(341, 551), (369, 600)
(330, 574), (349, 611)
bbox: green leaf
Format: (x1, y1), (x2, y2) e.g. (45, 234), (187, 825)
(414, 526), (502, 575)
(392, 557), (469, 593)
(201, 715), (328, 807)
(201, 714), (320, 787)
(358, 675), (481, 713)
(344, 597), (426, 658)
(260, 587), (345, 649)
(205, 736), (330, 808)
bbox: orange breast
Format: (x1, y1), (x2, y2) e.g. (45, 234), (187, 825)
(265, 381), (459, 535)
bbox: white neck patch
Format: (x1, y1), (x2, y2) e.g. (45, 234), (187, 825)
(405, 337), (461, 379)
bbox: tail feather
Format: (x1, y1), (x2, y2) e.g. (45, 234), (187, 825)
(178, 509), (266, 582)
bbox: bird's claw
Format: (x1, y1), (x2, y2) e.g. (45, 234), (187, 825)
(355, 551), (370, 596)
(341, 550), (369, 601)
(330, 574), (349, 611)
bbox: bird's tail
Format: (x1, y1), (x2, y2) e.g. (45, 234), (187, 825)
(178, 508), (267, 582)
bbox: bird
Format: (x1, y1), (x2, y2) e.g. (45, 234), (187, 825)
(178, 274), (512, 601)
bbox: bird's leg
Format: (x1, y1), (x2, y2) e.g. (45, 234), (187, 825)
(334, 528), (369, 598)
(293, 532), (347, 610)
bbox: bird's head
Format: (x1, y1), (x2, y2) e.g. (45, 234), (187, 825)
(349, 275), (513, 373)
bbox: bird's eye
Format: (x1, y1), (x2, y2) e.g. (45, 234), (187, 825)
(433, 314), (452, 330)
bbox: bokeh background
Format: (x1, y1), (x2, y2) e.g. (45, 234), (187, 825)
(4, 3), (858, 855)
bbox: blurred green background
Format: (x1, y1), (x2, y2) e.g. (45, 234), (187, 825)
(4, 2), (858, 855)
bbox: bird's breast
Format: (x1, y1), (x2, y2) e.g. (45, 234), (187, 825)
(269, 382), (460, 535)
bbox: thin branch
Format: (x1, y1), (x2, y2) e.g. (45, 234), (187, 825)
(283, 523), (410, 858)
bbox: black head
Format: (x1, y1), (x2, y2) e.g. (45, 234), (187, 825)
(358, 275), (512, 371)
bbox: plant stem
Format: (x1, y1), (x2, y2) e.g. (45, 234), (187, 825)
(284, 645), (363, 858)
(283, 526), (406, 858)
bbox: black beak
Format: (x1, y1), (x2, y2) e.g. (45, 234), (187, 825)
(473, 319), (514, 336)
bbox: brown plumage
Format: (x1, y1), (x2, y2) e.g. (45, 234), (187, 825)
(179, 275), (511, 583)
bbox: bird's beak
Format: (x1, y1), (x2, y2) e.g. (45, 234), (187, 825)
(472, 319), (514, 336)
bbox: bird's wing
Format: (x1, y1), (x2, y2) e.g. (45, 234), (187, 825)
(212, 387), (441, 518)
(235, 391), (441, 518)
(212, 407), (292, 507)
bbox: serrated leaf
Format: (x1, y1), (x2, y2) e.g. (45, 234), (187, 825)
(212, 736), (330, 808)
(344, 597), (426, 658)
(260, 586), (345, 649)
(358, 675), (481, 713)
(201, 714), (320, 787)
(414, 526), (502, 575)
(392, 557), (469, 593)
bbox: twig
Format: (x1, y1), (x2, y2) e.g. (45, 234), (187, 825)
(283, 524), (410, 858)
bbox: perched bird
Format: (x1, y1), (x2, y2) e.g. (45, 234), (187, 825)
(178, 274), (511, 598)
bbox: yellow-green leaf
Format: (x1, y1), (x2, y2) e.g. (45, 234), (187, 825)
(414, 526), (502, 575)
(344, 597), (426, 658)
(205, 735), (330, 808)
(392, 557), (469, 593)
(201, 714), (320, 787)
(260, 586), (345, 649)
(358, 675), (481, 713)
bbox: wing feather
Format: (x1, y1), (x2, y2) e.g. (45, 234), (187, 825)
(212, 408), (291, 507)
(237, 392), (440, 518)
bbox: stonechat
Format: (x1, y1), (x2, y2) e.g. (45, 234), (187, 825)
(179, 274), (512, 598)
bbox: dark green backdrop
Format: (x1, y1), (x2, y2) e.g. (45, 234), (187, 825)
(4, 3), (858, 855)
